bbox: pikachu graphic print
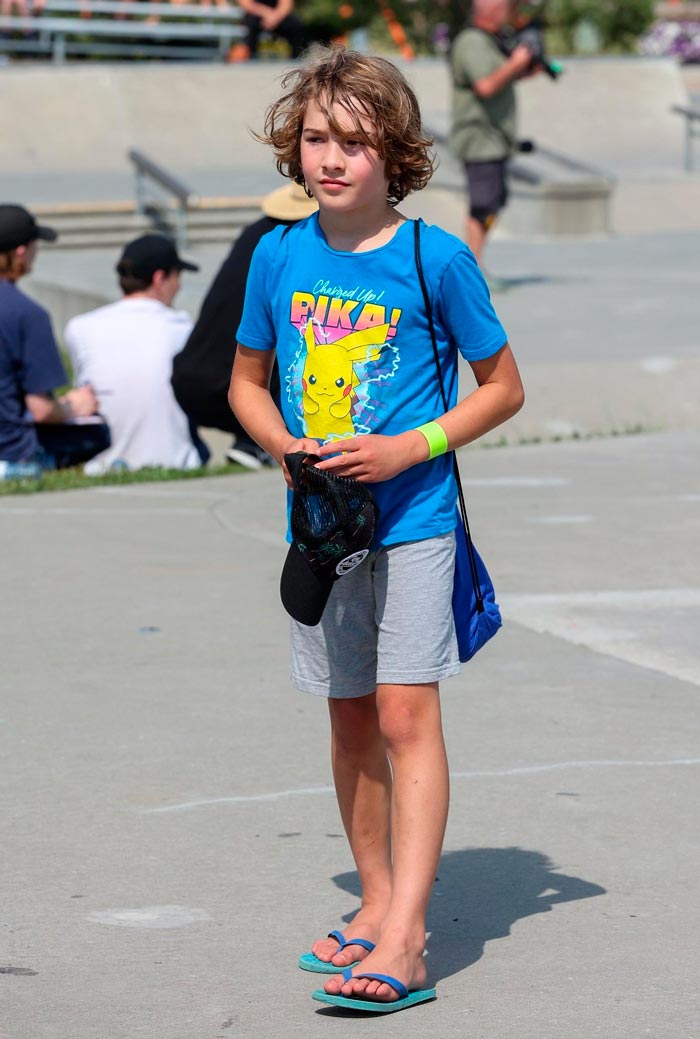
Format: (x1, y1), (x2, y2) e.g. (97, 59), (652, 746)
(286, 282), (402, 443)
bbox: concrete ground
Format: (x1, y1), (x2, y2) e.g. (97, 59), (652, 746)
(2, 54), (700, 1039)
(2, 432), (699, 1039)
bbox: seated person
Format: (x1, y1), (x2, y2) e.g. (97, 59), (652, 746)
(64, 234), (204, 475)
(236, 0), (307, 60)
(171, 181), (317, 470)
(0, 204), (105, 479)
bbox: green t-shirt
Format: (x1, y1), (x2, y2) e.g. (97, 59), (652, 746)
(449, 27), (517, 163)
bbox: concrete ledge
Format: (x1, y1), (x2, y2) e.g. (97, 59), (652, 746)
(484, 357), (700, 445)
(504, 178), (613, 237)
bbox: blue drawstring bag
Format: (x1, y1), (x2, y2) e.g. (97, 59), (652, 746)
(452, 512), (502, 662)
(413, 219), (502, 661)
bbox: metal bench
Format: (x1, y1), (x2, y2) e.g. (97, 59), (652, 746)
(671, 104), (700, 172)
(0, 0), (245, 62)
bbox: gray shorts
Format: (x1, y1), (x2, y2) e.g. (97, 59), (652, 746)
(290, 533), (460, 698)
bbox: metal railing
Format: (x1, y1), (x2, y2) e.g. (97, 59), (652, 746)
(672, 104), (700, 172)
(0, 0), (243, 63)
(128, 149), (198, 250)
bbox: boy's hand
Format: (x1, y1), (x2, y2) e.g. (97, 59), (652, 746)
(279, 436), (322, 488)
(315, 431), (429, 483)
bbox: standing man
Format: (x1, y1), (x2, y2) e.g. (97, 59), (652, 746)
(449, 0), (542, 265)
(64, 234), (204, 475)
(236, 0), (307, 60)
(0, 204), (104, 478)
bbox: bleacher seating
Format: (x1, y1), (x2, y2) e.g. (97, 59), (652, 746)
(0, 0), (245, 62)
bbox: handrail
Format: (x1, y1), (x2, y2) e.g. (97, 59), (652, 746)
(526, 144), (616, 186)
(127, 149), (198, 249)
(671, 103), (700, 172)
(0, 2), (242, 62)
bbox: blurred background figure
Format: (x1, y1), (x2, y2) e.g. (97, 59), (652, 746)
(0, 204), (105, 480)
(171, 180), (317, 470)
(0, 0), (44, 17)
(235, 0), (308, 60)
(64, 234), (205, 475)
(449, 0), (544, 266)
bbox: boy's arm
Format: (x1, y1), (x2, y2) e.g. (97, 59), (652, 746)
(229, 345), (320, 485)
(315, 343), (523, 483)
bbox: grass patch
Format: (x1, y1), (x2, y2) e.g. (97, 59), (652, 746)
(0, 463), (243, 496)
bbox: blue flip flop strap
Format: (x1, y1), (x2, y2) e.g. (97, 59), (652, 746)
(328, 931), (375, 954)
(342, 938), (375, 953)
(341, 970), (409, 1000)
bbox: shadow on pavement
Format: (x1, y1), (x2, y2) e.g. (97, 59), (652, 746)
(332, 846), (606, 983)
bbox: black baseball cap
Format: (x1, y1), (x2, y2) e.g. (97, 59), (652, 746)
(116, 233), (199, 281)
(0, 204), (58, 252)
(280, 452), (377, 627)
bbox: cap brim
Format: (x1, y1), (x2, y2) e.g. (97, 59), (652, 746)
(35, 225), (58, 243)
(280, 542), (333, 627)
(178, 259), (199, 272)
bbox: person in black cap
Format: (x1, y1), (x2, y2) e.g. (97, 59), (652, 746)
(0, 204), (106, 478)
(64, 233), (206, 475)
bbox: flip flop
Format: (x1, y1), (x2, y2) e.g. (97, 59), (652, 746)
(312, 969), (437, 1013)
(298, 930), (375, 974)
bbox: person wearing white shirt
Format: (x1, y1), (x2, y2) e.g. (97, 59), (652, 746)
(65, 234), (204, 475)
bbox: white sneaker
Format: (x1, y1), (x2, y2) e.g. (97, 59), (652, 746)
(225, 444), (276, 470)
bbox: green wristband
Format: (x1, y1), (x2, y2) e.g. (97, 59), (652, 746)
(415, 421), (448, 460)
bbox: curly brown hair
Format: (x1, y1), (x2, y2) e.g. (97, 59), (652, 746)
(258, 46), (435, 206)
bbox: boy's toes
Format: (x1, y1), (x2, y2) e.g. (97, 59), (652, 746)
(323, 972), (370, 997)
(340, 976), (367, 998)
(353, 978), (394, 1001)
(323, 973), (346, 996)
(331, 944), (369, 967)
(310, 936), (340, 962)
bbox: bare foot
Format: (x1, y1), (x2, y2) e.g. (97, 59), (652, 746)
(310, 911), (381, 969)
(323, 935), (427, 1003)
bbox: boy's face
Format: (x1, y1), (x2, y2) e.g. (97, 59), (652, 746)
(300, 98), (390, 217)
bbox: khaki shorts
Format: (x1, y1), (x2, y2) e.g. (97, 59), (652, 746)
(290, 533), (460, 698)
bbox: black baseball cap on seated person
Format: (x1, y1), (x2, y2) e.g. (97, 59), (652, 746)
(281, 452), (378, 627)
(116, 233), (200, 281)
(0, 204), (58, 252)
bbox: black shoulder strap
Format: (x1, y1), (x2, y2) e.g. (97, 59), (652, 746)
(413, 220), (484, 610)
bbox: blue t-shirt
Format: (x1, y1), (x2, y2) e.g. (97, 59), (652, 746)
(237, 216), (507, 545)
(0, 281), (67, 462)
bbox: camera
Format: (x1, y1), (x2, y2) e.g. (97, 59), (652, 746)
(514, 19), (563, 80)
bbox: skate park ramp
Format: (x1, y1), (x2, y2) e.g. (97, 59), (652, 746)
(0, 56), (692, 204)
(6, 54), (700, 449)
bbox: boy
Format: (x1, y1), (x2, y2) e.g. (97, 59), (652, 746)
(230, 46), (524, 1012)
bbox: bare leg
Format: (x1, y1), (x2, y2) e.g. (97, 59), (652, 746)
(325, 682), (449, 1001)
(311, 692), (393, 969)
(467, 216), (487, 265)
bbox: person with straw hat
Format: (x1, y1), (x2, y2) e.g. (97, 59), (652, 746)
(172, 181), (317, 470)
